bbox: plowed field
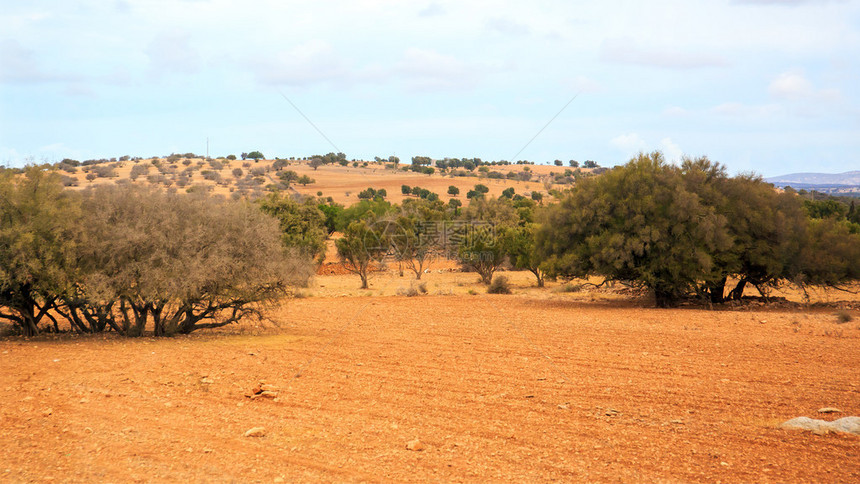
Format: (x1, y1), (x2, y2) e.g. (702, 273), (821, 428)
(1, 285), (858, 482)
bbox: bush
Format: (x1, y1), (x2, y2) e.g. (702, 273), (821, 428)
(487, 275), (512, 294)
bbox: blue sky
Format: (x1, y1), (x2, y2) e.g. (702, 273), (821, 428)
(1, 0), (858, 176)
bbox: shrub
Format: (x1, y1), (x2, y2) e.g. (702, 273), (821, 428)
(836, 311), (853, 324)
(487, 275), (512, 294)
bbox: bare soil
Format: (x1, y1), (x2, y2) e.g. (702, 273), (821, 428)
(1, 273), (858, 482)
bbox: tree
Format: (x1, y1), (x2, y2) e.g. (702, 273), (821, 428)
(554, 160), (563, 166)
(501, 187), (515, 199)
(390, 199), (446, 280)
(583, 160), (599, 168)
(500, 224), (545, 287)
(474, 184), (489, 194)
(569, 160), (579, 168)
(401, 185), (412, 196)
(456, 197), (518, 284)
(297, 175), (315, 186)
(537, 152), (732, 307)
(530, 191), (543, 203)
(67, 185), (313, 336)
(336, 218), (390, 289)
(448, 185), (460, 196)
(309, 157), (324, 170)
(0, 168), (81, 336)
(247, 151), (265, 162)
(257, 192), (328, 263)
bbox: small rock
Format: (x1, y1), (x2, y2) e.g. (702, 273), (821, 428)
(670, 419), (684, 424)
(42, 408), (53, 416)
(79, 398), (89, 404)
(818, 407), (842, 414)
(781, 416), (860, 435)
(557, 404), (570, 410)
(200, 377), (215, 384)
(274, 478), (285, 483)
(244, 427), (267, 438)
(406, 439), (425, 451)
(605, 408), (620, 417)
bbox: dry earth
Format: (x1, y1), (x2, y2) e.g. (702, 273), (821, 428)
(1, 271), (859, 482)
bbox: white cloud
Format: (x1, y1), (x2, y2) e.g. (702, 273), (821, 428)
(611, 133), (648, 154)
(710, 102), (782, 118)
(600, 37), (729, 69)
(486, 17), (530, 36)
(567, 75), (602, 93)
(662, 106), (688, 117)
(396, 48), (484, 91)
(660, 137), (683, 162)
(145, 30), (200, 75)
(768, 71), (841, 101)
(0, 39), (67, 83)
(418, 2), (445, 17)
(251, 40), (347, 86)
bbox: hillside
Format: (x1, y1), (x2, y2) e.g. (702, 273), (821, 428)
(55, 156), (598, 205)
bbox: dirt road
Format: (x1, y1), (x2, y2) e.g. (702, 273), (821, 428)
(1, 294), (858, 482)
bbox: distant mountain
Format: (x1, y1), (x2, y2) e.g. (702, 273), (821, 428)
(766, 171), (860, 188)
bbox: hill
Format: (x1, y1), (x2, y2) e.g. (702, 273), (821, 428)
(54, 156), (600, 205)
(766, 170), (860, 188)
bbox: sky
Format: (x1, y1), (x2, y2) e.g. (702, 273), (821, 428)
(1, 0), (858, 176)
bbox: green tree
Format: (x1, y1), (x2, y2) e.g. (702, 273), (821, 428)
(297, 175), (315, 186)
(456, 197), (518, 284)
(257, 192), (328, 263)
(247, 151), (265, 162)
(0, 168), (81, 336)
(448, 185), (460, 196)
(500, 223), (545, 287)
(537, 152), (732, 307)
(390, 199), (446, 279)
(336, 218), (390, 289)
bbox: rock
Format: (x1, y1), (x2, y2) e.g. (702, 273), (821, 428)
(780, 416), (860, 435)
(244, 427), (267, 438)
(200, 377), (215, 384)
(818, 407), (842, 414)
(406, 439), (425, 451)
(605, 408), (620, 417)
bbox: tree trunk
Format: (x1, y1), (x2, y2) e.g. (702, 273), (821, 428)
(531, 268), (545, 288)
(359, 272), (369, 289)
(729, 279), (747, 301)
(708, 276), (727, 304)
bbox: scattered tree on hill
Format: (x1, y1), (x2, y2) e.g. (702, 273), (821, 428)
(554, 160), (563, 166)
(247, 151), (265, 162)
(582, 160), (599, 168)
(401, 185), (412, 195)
(296, 175), (315, 186)
(448, 186), (460, 196)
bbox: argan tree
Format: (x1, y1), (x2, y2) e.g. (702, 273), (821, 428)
(537, 152), (732, 306)
(68, 185), (313, 336)
(0, 168), (81, 336)
(336, 217), (390, 289)
(257, 192), (328, 263)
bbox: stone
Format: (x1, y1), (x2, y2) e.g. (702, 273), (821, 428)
(200, 377), (215, 384)
(818, 407), (842, 414)
(780, 416), (860, 435)
(406, 439), (425, 451)
(244, 427), (267, 438)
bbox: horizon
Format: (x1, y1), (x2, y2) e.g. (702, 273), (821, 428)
(2, 1), (859, 178)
